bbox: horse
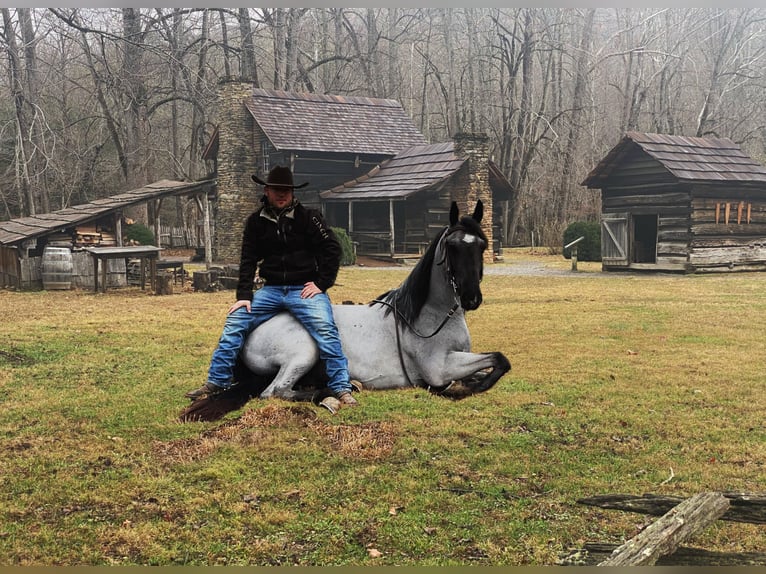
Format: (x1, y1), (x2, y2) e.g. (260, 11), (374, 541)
(180, 200), (511, 421)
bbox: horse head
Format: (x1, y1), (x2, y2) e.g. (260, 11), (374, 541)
(442, 200), (487, 311)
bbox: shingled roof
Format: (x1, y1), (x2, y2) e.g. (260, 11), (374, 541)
(581, 131), (766, 188)
(244, 88), (427, 155)
(0, 179), (214, 246)
(320, 142), (465, 201)
(321, 141), (514, 202)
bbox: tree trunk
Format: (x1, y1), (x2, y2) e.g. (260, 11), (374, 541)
(556, 8), (595, 223)
(238, 8), (259, 84)
(2, 8), (36, 216)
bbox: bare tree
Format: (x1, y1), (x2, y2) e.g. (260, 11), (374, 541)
(1, 8), (53, 216)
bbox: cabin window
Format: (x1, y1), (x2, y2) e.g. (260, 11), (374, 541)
(261, 141), (271, 173)
(715, 201), (751, 225)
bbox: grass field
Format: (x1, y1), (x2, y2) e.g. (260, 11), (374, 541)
(1, 253), (765, 565)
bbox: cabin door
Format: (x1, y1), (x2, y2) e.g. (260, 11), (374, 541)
(632, 214), (658, 263)
(601, 213), (629, 266)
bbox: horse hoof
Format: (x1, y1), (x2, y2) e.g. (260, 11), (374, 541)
(319, 396), (341, 414)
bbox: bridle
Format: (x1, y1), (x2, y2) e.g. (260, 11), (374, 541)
(372, 225), (479, 389)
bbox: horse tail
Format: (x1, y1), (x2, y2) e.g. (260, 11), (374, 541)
(178, 385), (256, 422)
(178, 356), (268, 422)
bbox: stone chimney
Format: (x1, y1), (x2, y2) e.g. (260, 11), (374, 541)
(453, 132), (493, 264)
(214, 79), (259, 263)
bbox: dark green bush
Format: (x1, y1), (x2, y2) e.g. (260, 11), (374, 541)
(562, 221), (601, 261)
(331, 227), (356, 266)
(125, 223), (156, 246)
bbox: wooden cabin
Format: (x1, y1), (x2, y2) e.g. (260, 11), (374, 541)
(582, 132), (766, 273)
(320, 135), (512, 262)
(203, 82), (428, 261)
(205, 81), (513, 262)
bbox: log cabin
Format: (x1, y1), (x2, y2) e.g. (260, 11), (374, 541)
(582, 132), (766, 273)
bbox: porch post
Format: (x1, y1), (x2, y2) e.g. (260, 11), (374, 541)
(202, 191), (212, 269)
(389, 200), (395, 257)
(114, 212), (123, 246)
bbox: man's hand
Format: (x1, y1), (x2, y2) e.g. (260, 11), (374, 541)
(228, 299), (251, 313)
(301, 281), (322, 299)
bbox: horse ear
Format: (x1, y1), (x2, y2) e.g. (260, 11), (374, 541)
(472, 200), (483, 224)
(449, 202), (459, 226)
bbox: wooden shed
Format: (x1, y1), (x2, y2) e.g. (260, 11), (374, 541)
(581, 132), (766, 273)
(0, 179), (214, 290)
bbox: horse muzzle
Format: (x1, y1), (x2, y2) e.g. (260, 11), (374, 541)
(460, 291), (482, 311)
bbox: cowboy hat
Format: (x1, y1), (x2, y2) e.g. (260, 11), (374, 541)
(251, 165), (309, 189)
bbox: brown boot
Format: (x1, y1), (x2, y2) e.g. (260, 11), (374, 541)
(184, 382), (224, 400)
(337, 392), (358, 407)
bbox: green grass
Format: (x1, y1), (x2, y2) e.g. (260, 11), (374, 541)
(1, 259), (765, 565)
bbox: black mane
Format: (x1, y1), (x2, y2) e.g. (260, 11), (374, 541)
(371, 226), (445, 325)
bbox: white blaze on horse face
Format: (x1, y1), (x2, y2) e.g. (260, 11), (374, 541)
(462, 233), (478, 244)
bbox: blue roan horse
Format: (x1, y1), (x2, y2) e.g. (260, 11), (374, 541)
(181, 200), (511, 421)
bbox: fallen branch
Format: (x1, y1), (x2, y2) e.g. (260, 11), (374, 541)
(559, 543), (766, 566)
(659, 466), (675, 485)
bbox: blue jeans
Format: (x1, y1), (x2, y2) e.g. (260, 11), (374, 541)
(207, 285), (351, 395)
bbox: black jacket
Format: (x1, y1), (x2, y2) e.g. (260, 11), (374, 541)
(235, 201), (341, 301)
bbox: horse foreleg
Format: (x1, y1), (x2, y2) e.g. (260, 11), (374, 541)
(422, 351), (510, 395)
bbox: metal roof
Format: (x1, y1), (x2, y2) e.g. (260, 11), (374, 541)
(244, 88), (428, 155)
(0, 179), (215, 246)
(581, 132), (766, 188)
(320, 142), (465, 201)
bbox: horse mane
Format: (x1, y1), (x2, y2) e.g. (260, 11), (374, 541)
(371, 226), (445, 325)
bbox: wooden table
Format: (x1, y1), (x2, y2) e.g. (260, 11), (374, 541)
(85, 246), (163, 293)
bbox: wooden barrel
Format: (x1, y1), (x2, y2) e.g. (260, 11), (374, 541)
(41, 246), (73, 290)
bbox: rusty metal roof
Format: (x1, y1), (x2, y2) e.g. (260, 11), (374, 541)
(320, 142), (465, 201)
(0, 179), (215, 246)
(581, 131), (766, 188)
(245, 88), (427, 155)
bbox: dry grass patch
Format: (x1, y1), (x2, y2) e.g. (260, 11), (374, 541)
(156, 403), (396, 464)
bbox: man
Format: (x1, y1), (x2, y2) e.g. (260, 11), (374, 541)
(185, 165), (358, 407)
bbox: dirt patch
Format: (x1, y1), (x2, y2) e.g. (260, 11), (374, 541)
(157, 403), (396, 463)
(0, 348), (34, 366)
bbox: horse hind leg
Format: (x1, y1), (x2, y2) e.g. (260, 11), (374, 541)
(258, 354), (324, 400)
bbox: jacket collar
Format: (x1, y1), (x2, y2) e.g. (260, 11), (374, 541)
(260, 200), (298, 224)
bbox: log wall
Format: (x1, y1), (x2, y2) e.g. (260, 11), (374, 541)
(688, 184), (766, 272)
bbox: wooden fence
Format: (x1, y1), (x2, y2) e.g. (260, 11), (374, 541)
(559, 492), (766, 566)
(157, 224), (208, 249)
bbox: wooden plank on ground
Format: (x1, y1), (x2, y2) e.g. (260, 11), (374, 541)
(597, 492), (729, 566)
